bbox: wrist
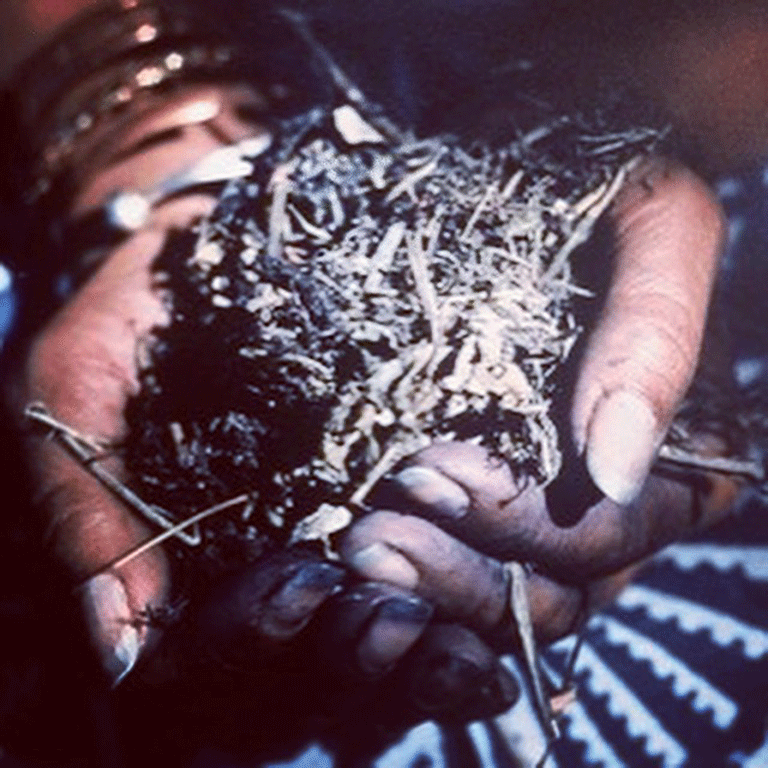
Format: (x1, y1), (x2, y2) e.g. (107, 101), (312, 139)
(3, 0), (280, 296)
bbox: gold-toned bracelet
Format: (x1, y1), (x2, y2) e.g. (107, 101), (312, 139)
(10, 0), (250, 205)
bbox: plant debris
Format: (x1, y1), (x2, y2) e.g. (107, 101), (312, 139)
(123, 99), (662, 572)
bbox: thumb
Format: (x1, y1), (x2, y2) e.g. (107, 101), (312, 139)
(572, 157), (724, 506)
(26, 403), (170, 688)
(15, 226), (178, 685)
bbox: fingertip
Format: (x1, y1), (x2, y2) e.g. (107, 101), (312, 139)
(585, 389), (663, 505)
(408, 625), (519, 720)
(81, 572), (142, 686)
(384, 466), (470, 521)
(262, 561), (346, 639)
(347, 542), (420, 590)
(357, 595), (432, 676)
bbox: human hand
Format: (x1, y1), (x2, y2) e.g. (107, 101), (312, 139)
(341, 157), (738, 646)
(10, 229), (523, 765)
(6, 88), (522, 761)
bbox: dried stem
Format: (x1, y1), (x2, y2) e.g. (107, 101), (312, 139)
(505, 561), (560, 742)
(24, 403), (201, 546)
(656, 443), (765, 483)
(541, 158), (638, 284)
(277, 7), (405, 144)
(83, 494), (252, 581)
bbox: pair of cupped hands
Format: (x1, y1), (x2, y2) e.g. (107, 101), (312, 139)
(8, 86), (740, 750)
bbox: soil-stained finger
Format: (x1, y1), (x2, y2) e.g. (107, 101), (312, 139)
(402, 623), (519, 722)
(195, 551), (346, 654)
(341, 510), (588, 642)
(385, 440), (739, 578)
(319, 582), (432, 678)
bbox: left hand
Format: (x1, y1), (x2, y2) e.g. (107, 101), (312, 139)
(340, 156), (739, 645)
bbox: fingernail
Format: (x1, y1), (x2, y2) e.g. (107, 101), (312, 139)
(81, 573), (141, 686)
(394, 466), (470, 519)
(414, 655), (475, 711)
(415, 656), (519, 718)
(281, 562), (346, 594)
(586, 390), (662, 505)
(349, 543), (419, 590)
(265, 562), (346, 638)
(358, 596), (432, 675)
(377, 595), (433, 624)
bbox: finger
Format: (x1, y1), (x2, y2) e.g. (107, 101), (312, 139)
(30, 441), (169, 686)
(342, 510), (586, 640)
(400, 623), (519, 722)
(321, 590), (517, 724)
(388, 442), (741, 580)
(571, 157), (724, 505)
(342, 507), (664, 651)
(191, 550), (346, 673)
(319, 582), (433, 679)
(13, 225), (188, 684)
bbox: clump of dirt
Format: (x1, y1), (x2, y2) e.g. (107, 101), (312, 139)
(124, 99), (662, 573)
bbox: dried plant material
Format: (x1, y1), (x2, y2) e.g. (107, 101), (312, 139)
(124, 100), (661, 571)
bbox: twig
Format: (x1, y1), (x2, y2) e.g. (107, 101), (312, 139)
(505, 561), (560, 743)
(364, 221), (407, 293)
(656, 443), (765, 484)
(24, 403), (201, 546)
(349, 444), (404, 507)
(519, 117), (570, 148)
(277, 7), (405, 144)
(500, 169), (525, 201)
(460, 183), (496, 241)
(24, 402), (105, 453)
(267, 161), (295, 260)
(385, 155), (441, 203)
(83, 494), (252, 579)
(540, 158), (638, 284)
(406, 226), (441, 351)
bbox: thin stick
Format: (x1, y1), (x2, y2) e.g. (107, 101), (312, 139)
(406, 226), (441, 351)
(460, 183), (496, 241)
(24, 402), (105, 453)
(385, 155), (441, 203)
(656, 444), (765, 483)
(277, 7), (405, 144)
(85, 494), (251, 579)
(500, 169), (525, 201)
(349, 444), (403, 507)
(364, 221), (407, 293)
(267, 162), (294, 261)
(540, 158), (637, 284)
(24, 403), (201, 546)
(505, 561), (560, 742)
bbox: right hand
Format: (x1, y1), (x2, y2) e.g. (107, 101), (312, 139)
(5, 84), (522, 762)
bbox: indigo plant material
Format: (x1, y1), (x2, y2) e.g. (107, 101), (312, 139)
(124, 97), (661, 577)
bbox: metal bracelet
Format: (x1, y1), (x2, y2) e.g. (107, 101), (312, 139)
(8, 0), (247, 204)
